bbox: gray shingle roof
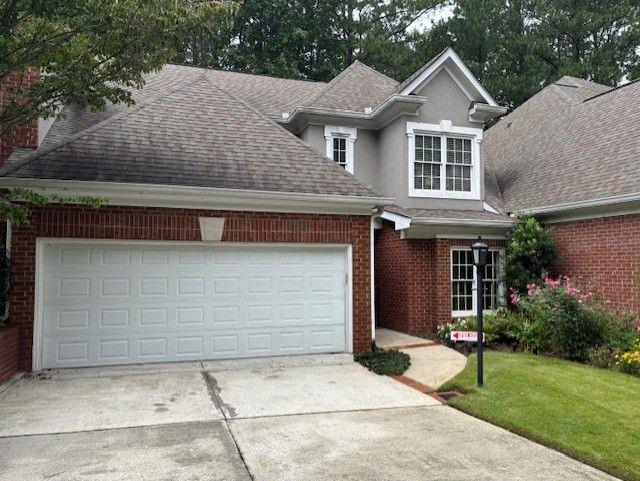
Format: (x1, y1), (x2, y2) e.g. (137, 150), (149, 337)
(305, 60), (398, 112)
(485, 77), (638, 212)
(37, 65), (327, 147)
(0, 74), (381, 198)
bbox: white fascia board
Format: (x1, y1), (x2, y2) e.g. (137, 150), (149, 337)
(411, 217), (515, 227)
(515, 192), (640, 216)
(0, 178), (395, 215)
(279, 95), (427, 130)
(483, 202), (502, 214)
(399, 47), (499, 107)
(378, 211), (411, 230)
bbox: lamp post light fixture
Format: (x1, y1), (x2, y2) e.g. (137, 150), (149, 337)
(471, 237), (489, 387)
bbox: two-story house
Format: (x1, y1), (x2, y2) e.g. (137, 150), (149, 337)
(0, 47), (586, 377)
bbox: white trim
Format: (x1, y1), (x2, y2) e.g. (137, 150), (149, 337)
(412, 217), (514, 227)
(370, 216), (376, 346)
(483, 202), (502, 214)
(436, 234), (506, 240)
(407, 121), (483, 200)
(32, 239), (355, 370)
(346, 244), (354, 354)
(0, 178), (393, 215)
(32, 238), (44, 370)
(399, 47), (498, 106)
(379, 211), (411, 230)
(324, 125), (357, 174)
(450, 246), (505, 318)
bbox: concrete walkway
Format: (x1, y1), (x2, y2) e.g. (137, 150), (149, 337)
(377, 328), (468, 388)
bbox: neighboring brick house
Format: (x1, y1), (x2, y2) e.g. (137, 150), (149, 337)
(3, 46), (634, 380)
(484, 76), (640, 322)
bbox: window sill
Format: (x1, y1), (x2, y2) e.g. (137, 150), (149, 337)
(409, 189), (479, 200)
(451, 310), (496, 318)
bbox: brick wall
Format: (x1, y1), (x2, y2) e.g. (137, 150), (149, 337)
(375, 222), (505, 338)
(549, 213), (640, 320)
(10, 205), (372, 371)
(0, 69), (40, 165)
(0, 326), (19, 383)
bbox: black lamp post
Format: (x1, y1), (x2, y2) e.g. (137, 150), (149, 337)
(471, 237), (489, 387)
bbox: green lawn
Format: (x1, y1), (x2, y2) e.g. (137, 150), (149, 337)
(439, 351), (640, 481)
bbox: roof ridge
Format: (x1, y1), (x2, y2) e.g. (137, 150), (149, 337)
(167, 62), (327, 85)
(199, 75), (382, 197)
(583, 77), (639, 103)
(350, 59), (398, 85)
(305, 62), (357, 108)
(0, 73), (211, 178)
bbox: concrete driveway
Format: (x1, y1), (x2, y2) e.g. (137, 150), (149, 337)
(0, 355), (619, 481)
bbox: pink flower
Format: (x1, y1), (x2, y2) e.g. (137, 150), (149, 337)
(566, 286), (579, 296)
(510, 292), (520, 304)
(605, 299), (613, 306)
(544, 277), (561, 288)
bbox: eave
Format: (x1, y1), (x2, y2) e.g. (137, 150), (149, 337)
(0, 178), (395, 216)
(276, 95), (427, 134)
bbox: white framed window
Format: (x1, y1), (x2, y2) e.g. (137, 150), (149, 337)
(407, 121), (482, 200)
(324, 125), (357, 174)
(451, 247), (504, 317)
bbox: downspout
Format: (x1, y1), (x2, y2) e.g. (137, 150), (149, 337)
(0, 222), (11, 325)
(370, 213), (377, 352)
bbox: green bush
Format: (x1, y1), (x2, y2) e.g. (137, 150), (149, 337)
(355, 349), (411, 376)
(505, 216), (558, 295)
(483, 308), (529, 347)
(514, 278), (636, 363)
(586, 346), (621, 369)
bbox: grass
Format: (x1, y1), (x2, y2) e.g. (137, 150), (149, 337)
(439, 351), (640, 481)
(354, 349), (411, 376)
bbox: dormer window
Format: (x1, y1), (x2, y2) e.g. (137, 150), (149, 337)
(407, 121), (482, 200)
(333, 136), (348, 169)
(324, 125), (357, 174)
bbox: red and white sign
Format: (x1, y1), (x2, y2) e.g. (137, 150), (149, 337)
(451, 331), (484, 342)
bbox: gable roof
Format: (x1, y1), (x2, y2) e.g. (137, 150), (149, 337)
(305, 60), (398, 112)
(485, 76), (638, 212)
(396, 47), (499, 106)
(0, 73), (382, 199)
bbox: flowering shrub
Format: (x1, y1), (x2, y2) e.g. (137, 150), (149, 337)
(512, 276), (636, 362)
(615, 339), (640, 377)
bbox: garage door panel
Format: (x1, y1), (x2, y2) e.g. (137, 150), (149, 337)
(39, 243), (348, 368)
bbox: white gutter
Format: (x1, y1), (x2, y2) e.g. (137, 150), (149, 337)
(0, 178), (394, 214)
(278, 94), (428, 125)
(515, 192), (640, 216)
(411, 217), (515, 227)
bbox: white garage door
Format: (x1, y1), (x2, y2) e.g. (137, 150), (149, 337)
(37, 242), (348, 369)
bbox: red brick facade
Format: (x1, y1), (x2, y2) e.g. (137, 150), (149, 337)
(0, 326), (19, 382)
(0, 69), (40, 166)
(549, 213), (640, 320)
(375, 221), (505, 338)
(8, 205), (372, 372)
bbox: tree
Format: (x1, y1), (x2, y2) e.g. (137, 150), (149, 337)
(175, 0), (442, 82)
(527, 0), (640, 86)
(505, 216), (558, 295)
(0, 0), (231, 137)
(414, 0), (640, 109)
